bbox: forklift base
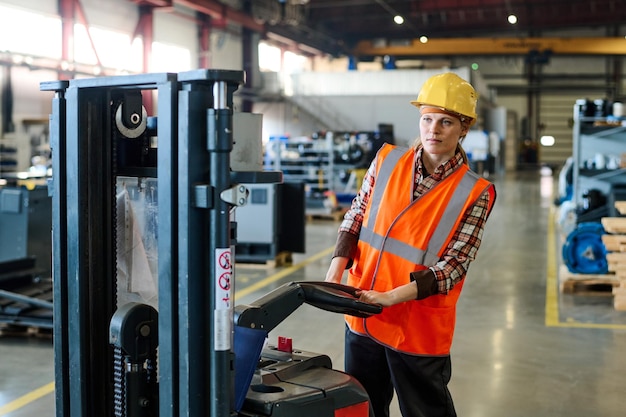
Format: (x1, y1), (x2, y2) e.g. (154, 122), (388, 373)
(239, 346), (370, 417)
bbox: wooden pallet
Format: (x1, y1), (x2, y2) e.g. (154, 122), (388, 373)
(561, 278), (618, 296)
(601, 201), (626, 309)
(306, 207), (348, 222)
(613, 286), (626, 310)
(559, 265), (618, 296)
(601, 217), (626, 234)
(601, 234), (626, 252)
(0, 324), (53, 339)
(614, 201), (626, 215)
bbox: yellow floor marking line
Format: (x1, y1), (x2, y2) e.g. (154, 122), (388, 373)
(546, 206), (626, 329)
(0, 246), (336, 415)
(0, 381), (55, 416)
(235, 246), (335, 301)
(544, 205), (561, 327)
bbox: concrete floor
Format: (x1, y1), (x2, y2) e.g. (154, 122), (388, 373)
(2, 169), (626, 417)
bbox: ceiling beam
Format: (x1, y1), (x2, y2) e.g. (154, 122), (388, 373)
(173, 0), (265, 32)
(353, 37), (626, 57)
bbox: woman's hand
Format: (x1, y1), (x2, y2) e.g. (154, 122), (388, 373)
(356, 280), (419, 307)
(355, 289), (394, 307)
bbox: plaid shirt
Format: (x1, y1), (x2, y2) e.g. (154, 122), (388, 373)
(338, 145), (494, 295)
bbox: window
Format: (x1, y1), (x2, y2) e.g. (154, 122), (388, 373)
(259, 42), (281, 72)
(74, 24), (143, 72)
(151, 42), (192, 73)
(0, 4), (190, 74)
(0, 5), (60, 59)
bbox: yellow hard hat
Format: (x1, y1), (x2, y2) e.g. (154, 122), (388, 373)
(410, 72), (478, 125)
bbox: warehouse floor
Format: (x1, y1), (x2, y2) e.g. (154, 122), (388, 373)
(2, 169), (626, 417)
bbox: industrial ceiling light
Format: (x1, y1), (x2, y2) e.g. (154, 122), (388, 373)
(540, 135), (555, 146)
(374, 0), (404, 25)
(508, 14), (518, 24)
(419, 36), (428, 43)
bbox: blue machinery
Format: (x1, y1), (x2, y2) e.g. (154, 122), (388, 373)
(41, 70), (377, 417)
(562, 222), (608, 275)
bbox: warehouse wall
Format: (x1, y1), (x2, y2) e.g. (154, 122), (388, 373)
(0, 0), (247, 171)
(256, 67), (485, 146)
(1, 0), (625, 172)
(1, 0), (56, 15)
(453, 27), (626, 168)
(255, 94), (420, 146)
(0, 0), (242, 70)
(256, 40), (625, 168)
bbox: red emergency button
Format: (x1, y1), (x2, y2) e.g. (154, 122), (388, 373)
(277, 336), (293, 353)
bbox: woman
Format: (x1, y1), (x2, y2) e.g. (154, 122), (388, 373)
(325, 72), (497, 417)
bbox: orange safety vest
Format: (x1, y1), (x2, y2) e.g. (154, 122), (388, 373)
(346, 144), (495, 355)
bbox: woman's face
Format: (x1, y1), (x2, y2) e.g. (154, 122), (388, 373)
(419, 110), (467, 158)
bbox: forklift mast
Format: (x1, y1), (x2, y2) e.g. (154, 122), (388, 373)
(42, 69), (378, 417)
(41, 70), (281, 417)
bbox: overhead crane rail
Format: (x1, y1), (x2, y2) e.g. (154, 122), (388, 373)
(352, 37), (626, 57)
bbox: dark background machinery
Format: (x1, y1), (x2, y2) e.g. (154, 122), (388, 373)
(0, 183), (53, 329)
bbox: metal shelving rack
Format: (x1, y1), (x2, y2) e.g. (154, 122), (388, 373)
(571, 103), (626, 209)
(0, 137), (19, 175)
(267, 135), (334, 187)
(264, 132), (336, 208)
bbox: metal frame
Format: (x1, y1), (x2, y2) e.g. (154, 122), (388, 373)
(41, 70), (280, 417)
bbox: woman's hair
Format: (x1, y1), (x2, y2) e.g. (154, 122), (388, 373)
(457, 143), (470, 165)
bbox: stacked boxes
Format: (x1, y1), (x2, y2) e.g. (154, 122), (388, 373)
(601, 202), (626, 310)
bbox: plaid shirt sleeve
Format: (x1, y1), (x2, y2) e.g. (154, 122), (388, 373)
(430, 189), (493, 294)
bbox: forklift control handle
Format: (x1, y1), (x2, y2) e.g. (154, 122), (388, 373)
(297, 281), (383, 318)
(234, 281), (382, 332)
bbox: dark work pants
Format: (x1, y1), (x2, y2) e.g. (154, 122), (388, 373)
(344, 327), (456, 417)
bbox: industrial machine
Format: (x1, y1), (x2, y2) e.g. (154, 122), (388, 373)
(235, 182), (306, 264)
(41, 69), (378, 417)
(562, 222), (609, 274)
(0, 183), (53, 329)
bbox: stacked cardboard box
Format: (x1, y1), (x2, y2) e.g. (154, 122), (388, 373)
(601, 202), (626, 310)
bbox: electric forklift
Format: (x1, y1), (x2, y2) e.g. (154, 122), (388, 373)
(41, 69), (379, 417)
